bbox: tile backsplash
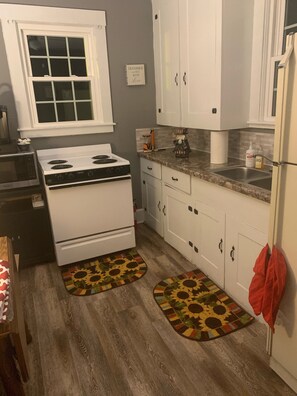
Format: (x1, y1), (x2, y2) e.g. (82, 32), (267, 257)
(136, 127), (274, 164)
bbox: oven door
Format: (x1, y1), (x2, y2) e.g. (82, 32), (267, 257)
(46, 177), (134, 242)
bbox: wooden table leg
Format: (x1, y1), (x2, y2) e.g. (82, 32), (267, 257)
(0, 336), (25, 396)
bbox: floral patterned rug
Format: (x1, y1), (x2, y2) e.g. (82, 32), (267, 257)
(61, 249), (147, 296)
(154, 269), (254, 341)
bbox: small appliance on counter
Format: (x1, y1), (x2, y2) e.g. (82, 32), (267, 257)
(173, 130), (191, 158)
(0, 105), (39, 191)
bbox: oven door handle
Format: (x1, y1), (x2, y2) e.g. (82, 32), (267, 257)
(48, 175), (131, 190)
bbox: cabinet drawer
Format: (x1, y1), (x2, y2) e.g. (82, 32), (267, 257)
(162, 166), (191, 194)
(140, 158), (162, 179)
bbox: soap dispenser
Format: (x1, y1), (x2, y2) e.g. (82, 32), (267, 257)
(245, 141), (255, 168)
(255, 145), (264, 169)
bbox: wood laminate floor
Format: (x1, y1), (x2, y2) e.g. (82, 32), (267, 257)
(19, 224), (296, 396)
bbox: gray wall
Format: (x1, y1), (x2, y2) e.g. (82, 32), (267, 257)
(0, 0), (156, 206)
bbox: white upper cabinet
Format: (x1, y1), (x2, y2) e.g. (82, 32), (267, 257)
(152, 0), (254, 130)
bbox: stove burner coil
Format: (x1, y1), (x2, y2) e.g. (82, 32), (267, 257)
(48, 160), (68, 165)
(92, 155), (110, 160)
(51, 164), (73, 170)
(93, 158), (118, 164)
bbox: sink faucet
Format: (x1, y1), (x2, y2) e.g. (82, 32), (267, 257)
(253, 154), (281, 167)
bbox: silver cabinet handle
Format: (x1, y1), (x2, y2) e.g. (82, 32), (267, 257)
(162, 205), (166, 215)
(174, 73), (179, 86)
(147, 166), (152, 170)
(171, 177), (178, 181)
(157, 201), (161, 211)
(183, 72), (187, 85)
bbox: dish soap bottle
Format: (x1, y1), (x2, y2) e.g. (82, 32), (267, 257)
(245, 141), (255, 168)
(255, 145), (264, 169)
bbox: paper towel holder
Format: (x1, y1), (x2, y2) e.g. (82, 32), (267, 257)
(210, 130), (229, 164)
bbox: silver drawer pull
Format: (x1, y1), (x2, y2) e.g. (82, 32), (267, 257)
(147, 166), (152, 170)
(171, 177), (178, 181)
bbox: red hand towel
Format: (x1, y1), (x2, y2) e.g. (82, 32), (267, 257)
(262, 246), (287, 332)
(248, 244), (270, 315)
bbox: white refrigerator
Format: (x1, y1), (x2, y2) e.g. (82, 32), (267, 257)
(268, 32), (297, 393)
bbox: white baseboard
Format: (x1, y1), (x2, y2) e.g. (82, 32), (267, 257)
(270, 357), (297, 393)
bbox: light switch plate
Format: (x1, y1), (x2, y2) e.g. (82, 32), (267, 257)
(126, 64), (146, 86)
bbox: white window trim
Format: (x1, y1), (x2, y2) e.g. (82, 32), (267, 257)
(248, 0), (285, 129)
(0, 4), (115, 137)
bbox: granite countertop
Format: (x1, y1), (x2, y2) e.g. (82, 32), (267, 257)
(138, 149), (271, 204)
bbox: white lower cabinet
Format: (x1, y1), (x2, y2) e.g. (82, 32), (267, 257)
(140, 158), (163, 237)
(162, 183), (192, 261)
(225, 215), (268, 313)
(143, 173), (163, 237)
(140, 160), (270, 314)
(191, 199), (225, 289)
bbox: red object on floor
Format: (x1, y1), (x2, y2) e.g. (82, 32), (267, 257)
(262, 246), (287, 332)
(249, 244), (270, 315)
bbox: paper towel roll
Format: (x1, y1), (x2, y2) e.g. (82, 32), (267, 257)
(210, 131), (229, 164)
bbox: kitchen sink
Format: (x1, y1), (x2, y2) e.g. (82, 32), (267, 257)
(210, 166), (271, 182)
(209, 166), (272, 191)
(248, 177), (272, 191)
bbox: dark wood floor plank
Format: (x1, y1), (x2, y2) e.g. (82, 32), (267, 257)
(31, 288), (81, 395)
(59, 296), (124, 396)
(18, 224), (296, 396)
(117, 304), (200, 396)
(88, 298), (159, 396)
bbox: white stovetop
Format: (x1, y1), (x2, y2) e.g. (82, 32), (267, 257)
(37, 144), (130, 175)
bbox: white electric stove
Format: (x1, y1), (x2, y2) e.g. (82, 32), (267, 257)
(37, 144), (136, 266)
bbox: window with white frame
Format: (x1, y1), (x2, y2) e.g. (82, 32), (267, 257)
(0, 5), (114, 137)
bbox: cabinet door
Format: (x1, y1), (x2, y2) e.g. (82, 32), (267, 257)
(192, 200), (225, 288)
(225, 215), (268, 313)
(143, 173), (163, 237)
(152, 0), (181, 126)
(162, 184), (192, 260)
(179, 0), (219, 130)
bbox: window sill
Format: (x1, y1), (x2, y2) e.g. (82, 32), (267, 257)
(19, 123), (115, 138)
(246, 120), (275, 130)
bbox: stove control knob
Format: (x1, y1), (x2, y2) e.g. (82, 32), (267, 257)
(67, 173), (75, 180)
(88, 170), (94, 178)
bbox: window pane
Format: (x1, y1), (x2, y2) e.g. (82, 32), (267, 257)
(70, 59), (87, 76)
(33, 82), (53, 101)
(54, 82), (73, 101)
(36, 103), (56, 123)
(31, 58), (49, 76)
(76, 102), (93, 120)
(285, 0), (297, 27)
(48, 36), (67, 56)
(27, 36), (46, 56)
(74, 82), (91, 100)
(57, 102), (75, 121)
(68, 38), (85, 57)
(50, 59), (69, 76)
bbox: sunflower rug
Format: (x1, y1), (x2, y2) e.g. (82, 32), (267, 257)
(153, 269), (254, 341)
(61, 249), (147, 296)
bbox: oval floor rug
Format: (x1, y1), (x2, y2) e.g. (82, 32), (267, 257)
(154, 269), (254, 341)
(61, 249), (147, 296)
